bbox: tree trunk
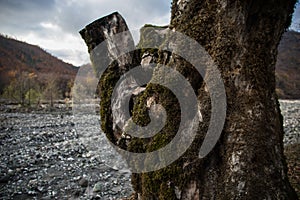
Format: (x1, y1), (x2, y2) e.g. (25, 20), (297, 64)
(80, 1), (298, 199)
(164, 1), (298, 199)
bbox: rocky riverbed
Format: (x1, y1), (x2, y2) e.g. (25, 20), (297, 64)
(0, 100), (299, 199)
(0, 107), (132, 199)
(280, 100), (300, 145)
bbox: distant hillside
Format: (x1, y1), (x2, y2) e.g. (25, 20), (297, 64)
(0, 30), (299, 101)
(0, 34), (78, 95)
(276, 31), (300, 99)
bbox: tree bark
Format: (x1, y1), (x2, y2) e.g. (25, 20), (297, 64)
(80, 1), (298, 199)
(163, 0), (298, 199)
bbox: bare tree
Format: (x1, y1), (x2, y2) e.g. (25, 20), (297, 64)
(42, 74), (61, 107)
(2, 71), (40, 106)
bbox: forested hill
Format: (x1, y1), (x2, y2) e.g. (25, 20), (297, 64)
(0, 34), (78, 96)
(0, 30), (299, 100)
(276, 30), (300, 99)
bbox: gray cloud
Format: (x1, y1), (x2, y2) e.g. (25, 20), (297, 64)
(290, 3), (300, 31)
(0, 0), (56, 36)
(48, 48), (90, 66)
(0, 0), (55, 10)
(0, 0), (55, 23)
(0, 0), (299, 66)
(53, 0), (171, 33)
(0, 0), (172, 66)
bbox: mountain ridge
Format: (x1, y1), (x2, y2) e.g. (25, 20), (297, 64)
(276, 30), (300, 99)
(0, 34), (78, 95)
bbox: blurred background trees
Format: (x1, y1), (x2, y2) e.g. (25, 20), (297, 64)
(1, 71), (68, 107)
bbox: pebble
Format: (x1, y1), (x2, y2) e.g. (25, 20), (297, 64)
(79, 177), (89, 187)
(8, 169), (14, 175)
(93, 182), (103, 193)
(0, 175), (10, 183)
(0, 108), (133, 199)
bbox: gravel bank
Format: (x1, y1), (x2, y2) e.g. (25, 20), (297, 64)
(0, 100), (299, 199)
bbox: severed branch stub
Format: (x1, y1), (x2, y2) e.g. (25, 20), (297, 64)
(80, 11), (130, 53)
(79, 12), (142, 146)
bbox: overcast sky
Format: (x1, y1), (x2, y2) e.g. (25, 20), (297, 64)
(0, 0), (299, 66)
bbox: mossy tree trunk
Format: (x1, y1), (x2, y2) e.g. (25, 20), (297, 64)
(131, 0), (297, 199)
(80, 1), (298, 199)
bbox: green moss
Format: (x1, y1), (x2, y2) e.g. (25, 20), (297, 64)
(159, 182), (177, 200)
(143, 24), (169, 29)
(130, 83), (180, 151)
(141, 165), (181, 199)
(127, 138), (146, 153)
(98, 61), (121, 144)
(137, 24), (169, 57)
(127, 77), (205, 197)
(129, 28), (207, 196)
